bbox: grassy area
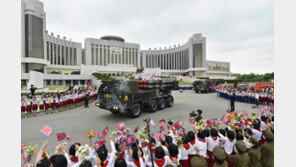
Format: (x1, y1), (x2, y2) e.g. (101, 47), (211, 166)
(41, 85), (67, 91)
(162, 78), (192, 85)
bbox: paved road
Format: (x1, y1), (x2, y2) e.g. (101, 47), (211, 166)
(21, 91), (260, 157)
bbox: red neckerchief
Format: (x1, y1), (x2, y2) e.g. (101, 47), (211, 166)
(155, 158), (165, 167)
(169, 155), (178, 161)
(183, 143), (190, 150)
(70, 156), (78, 163)
(212, 137), (218, 141)
(264, 121), (268, 124)
(166, 144), (169, 149)
(189, 140), (196, 145)
(133, 158), (145, 167)
(116, 152), (125, 158)
(131, 147), (134, 151)
(229, 139), (234, 142)
(102, 160), (109, 167)
(255, 129), (262, 132)
(152, 147), (156, 154)
(199, 139), (206, 143)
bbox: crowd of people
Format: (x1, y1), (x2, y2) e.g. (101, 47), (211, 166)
(21, 108), (274, 167)
(21, 87), (97, 118)
(216, 84), (274, 106)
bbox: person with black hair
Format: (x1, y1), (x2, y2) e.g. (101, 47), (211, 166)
(94, 135), (116, 167)
(195, 130), (207, 157)
(36, 157), (52, 167)
(166, 143), (181, 167)
(250, 121), (263, 142)
(114, 157), (127, 167)
(66, 143), (81, 166)
(125, 147), (145, 167)
(217, 128), (236, 155)
(195, 109), (203, 123)
(147, 146), (169, 167)
(260, 115), (269, 131)
(260, 130), (274, 167)
(50, 154), (68, 167)
(114, 143), (126, 159)
(79, 160), (92, 167)
(160, 135), (173, 155)
(248, 136), (261, 167)
(187, 131), (197, 163)
(179, 135), (192, 167)
(206, 128), (220, 167)
(223, 141), (250, 167)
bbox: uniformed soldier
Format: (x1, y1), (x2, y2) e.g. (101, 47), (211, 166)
(224, 140), (250, 167)
(248, 136), (261, 167)
(190, 156), (207, 167)
(260, 130), (274, 167)
(212, 146), (228, 167)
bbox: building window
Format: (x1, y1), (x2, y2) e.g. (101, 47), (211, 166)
(74, 48), (77, 66)
(100, 48), (102, 65)
(50, 43), (53, 64)
(103, 48), (106, 65)
(54, 44), (57, 64)
(91, 47), (94, 65)
(70, 48), (72, 65)
(66, 47), (68, 65)
(107, 48), (110, 64)
(46, 41), (49, 61)
(62, 46), (64, 65)
(57, 45), (60, 65)
(95, 47), (98, 65)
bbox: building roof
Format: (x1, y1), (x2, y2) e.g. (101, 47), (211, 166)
(100, 35), (125, 42)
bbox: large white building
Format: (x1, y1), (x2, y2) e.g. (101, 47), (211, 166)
(21, 0), (235, 88)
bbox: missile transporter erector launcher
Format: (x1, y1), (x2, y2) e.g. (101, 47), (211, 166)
(95, 80), (179, 118)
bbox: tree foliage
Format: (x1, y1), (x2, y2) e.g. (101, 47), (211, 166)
(92, 73), (115, 82)
(232, 72), (274, 82)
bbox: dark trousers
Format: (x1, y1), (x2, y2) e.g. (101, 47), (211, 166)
(231, 101), (235, 111)
(84, 99), (89, 107)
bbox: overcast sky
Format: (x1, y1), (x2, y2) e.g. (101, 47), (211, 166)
(42, 0), (273, 74)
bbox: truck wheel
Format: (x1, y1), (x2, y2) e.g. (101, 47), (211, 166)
(157, 98), (165, 110)
(195, 90), (199, 93)
(165, 96), (173, 107)
(147, 99), (157, 113)
(128, 103), (141, 118)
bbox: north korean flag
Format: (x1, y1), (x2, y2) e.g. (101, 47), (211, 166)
(21, 143), (26, 149)
(56, 133), (66, 141)
(160, 132), (165, 141)
(65, 134), (71, 141)
(174, 120), (183, 130)
(40, 125), (53, 138)
(120, 144), (131, 153)
(149, 120), (156, 127)
(126, 135), (136, 146)
(134, 125), (139, 134)
(97, 132), (101, 139)
(101, 126), (109, 140)
(22, 151), (29, 164)
(94, 140), (106, 151)
(153, 132), (160, 142)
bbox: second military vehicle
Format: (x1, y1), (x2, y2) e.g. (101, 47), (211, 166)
(193, 80), (212, 93)
(95, 80), (179, 118)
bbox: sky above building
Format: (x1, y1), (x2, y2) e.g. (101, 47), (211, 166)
(42, 0), (274, 74)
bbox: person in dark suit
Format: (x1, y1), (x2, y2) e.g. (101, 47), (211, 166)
(30, 84), (37, 96)
(230, 92), (236, 112)
(195, 109), (203, 123)
(84, 92), (90, 108)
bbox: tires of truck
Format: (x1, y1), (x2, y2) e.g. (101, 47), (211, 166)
(146, 99), (158, 113)
(128, 103), (141, 118)
(195, 90), (199, 93)
(165, 96), (173, 107)
(157, 98), (165, 110)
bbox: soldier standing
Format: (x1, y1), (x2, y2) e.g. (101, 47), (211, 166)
(260, 130), (274, 167)
(84, 92), (90, 108)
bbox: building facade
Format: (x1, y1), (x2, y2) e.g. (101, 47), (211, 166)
(21, 0), (235, 88)
(141, 34), (208, 76)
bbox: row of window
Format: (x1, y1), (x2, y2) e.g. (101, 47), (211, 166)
(144, 49), (190, 70)
(90, 46), (138, 66)
(46, 41), (77, 66)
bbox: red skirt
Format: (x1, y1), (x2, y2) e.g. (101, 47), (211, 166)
(26, 105), (31, 112)
(21, 106), (26, 112)
(55, 103), (59, 108)
(180, 159), (189, 167)
(225, 158), (233, 167)
(39, 104), (44, 110)
(50, 103), (54, 109)
(206, 151), (215, 167)
(32, 104), (37, 111)
(188, 154), (196, 164)
(45, 103), (50, 110)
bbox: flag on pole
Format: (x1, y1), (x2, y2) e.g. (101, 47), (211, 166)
(101, 126), (109, 140)
(126, 135), (137, 146)
(94, 140), (106, 151)
(97, 132), (101, 139)
(21, 143), (26, 149)
(189, 117), (195, 124)
(149, 119), (156, 127)
(22, 151), (29, 164)
(120, 144), (131, 153)
(160, 132), (165, 141)
(153, 132), (160, 142)
(159, 119), (166, 123)
(65, 134), (71, 141)
(174, 120), (183, 130)
(56, 133), (67, 141)
(40, 125), (53, 138)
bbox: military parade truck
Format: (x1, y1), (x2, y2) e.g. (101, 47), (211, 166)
(193, 80), (212, 93)
(95, 80), (179, 118)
